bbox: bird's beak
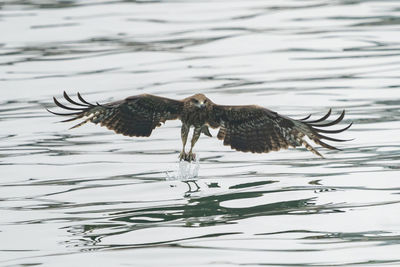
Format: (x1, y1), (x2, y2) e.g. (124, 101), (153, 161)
(195, 101), (206, 109)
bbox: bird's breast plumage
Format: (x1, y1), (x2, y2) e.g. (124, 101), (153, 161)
(181, 107), (210, 127)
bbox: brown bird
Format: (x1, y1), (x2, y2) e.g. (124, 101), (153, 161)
(47, 92), (352, 161)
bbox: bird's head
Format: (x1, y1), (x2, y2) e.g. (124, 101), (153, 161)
(187, 94), (211, 109)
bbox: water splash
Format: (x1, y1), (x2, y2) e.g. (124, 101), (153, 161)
(166, 157), (200, 181)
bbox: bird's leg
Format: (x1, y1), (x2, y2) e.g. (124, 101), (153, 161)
(179, 124), (190, 161)
(187, 127), (201, 162)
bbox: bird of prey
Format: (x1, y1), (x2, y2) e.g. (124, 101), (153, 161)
(47, 92), (352, 161)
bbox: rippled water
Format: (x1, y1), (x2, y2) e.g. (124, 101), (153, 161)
(1, 0), (400, 266)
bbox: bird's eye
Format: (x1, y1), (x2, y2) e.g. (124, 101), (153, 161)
(204, 99), (207, 103)
(192, 99), (198, 103)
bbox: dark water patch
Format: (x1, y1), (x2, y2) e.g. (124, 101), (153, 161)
(229, 180), (277, 190)
(30, 22), (79, 29)
(302, 231), (400, 245)
(1, 0), (119, 10)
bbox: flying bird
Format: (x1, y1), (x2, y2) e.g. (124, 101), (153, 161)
(47, 92), (352, 161)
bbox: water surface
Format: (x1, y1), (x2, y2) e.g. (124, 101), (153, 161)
(1, 0), (400, 266)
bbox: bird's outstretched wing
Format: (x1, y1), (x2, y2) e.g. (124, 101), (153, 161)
(47, 92), (183, 137)
(211, 105), (352, 157)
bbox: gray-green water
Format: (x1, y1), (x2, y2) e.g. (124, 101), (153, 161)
(1, 1), (400, 266)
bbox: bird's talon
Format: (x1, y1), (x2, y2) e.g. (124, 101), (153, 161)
(179, 151), (187, 161)
(179, 151), (196, 162)
(186, 152), (196, 162)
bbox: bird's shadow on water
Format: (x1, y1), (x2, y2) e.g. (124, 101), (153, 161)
(63, 178), (343, 250)
(65, 177), (400, 254)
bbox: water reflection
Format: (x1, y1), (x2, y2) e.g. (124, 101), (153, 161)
(112, 195), (316, 227)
